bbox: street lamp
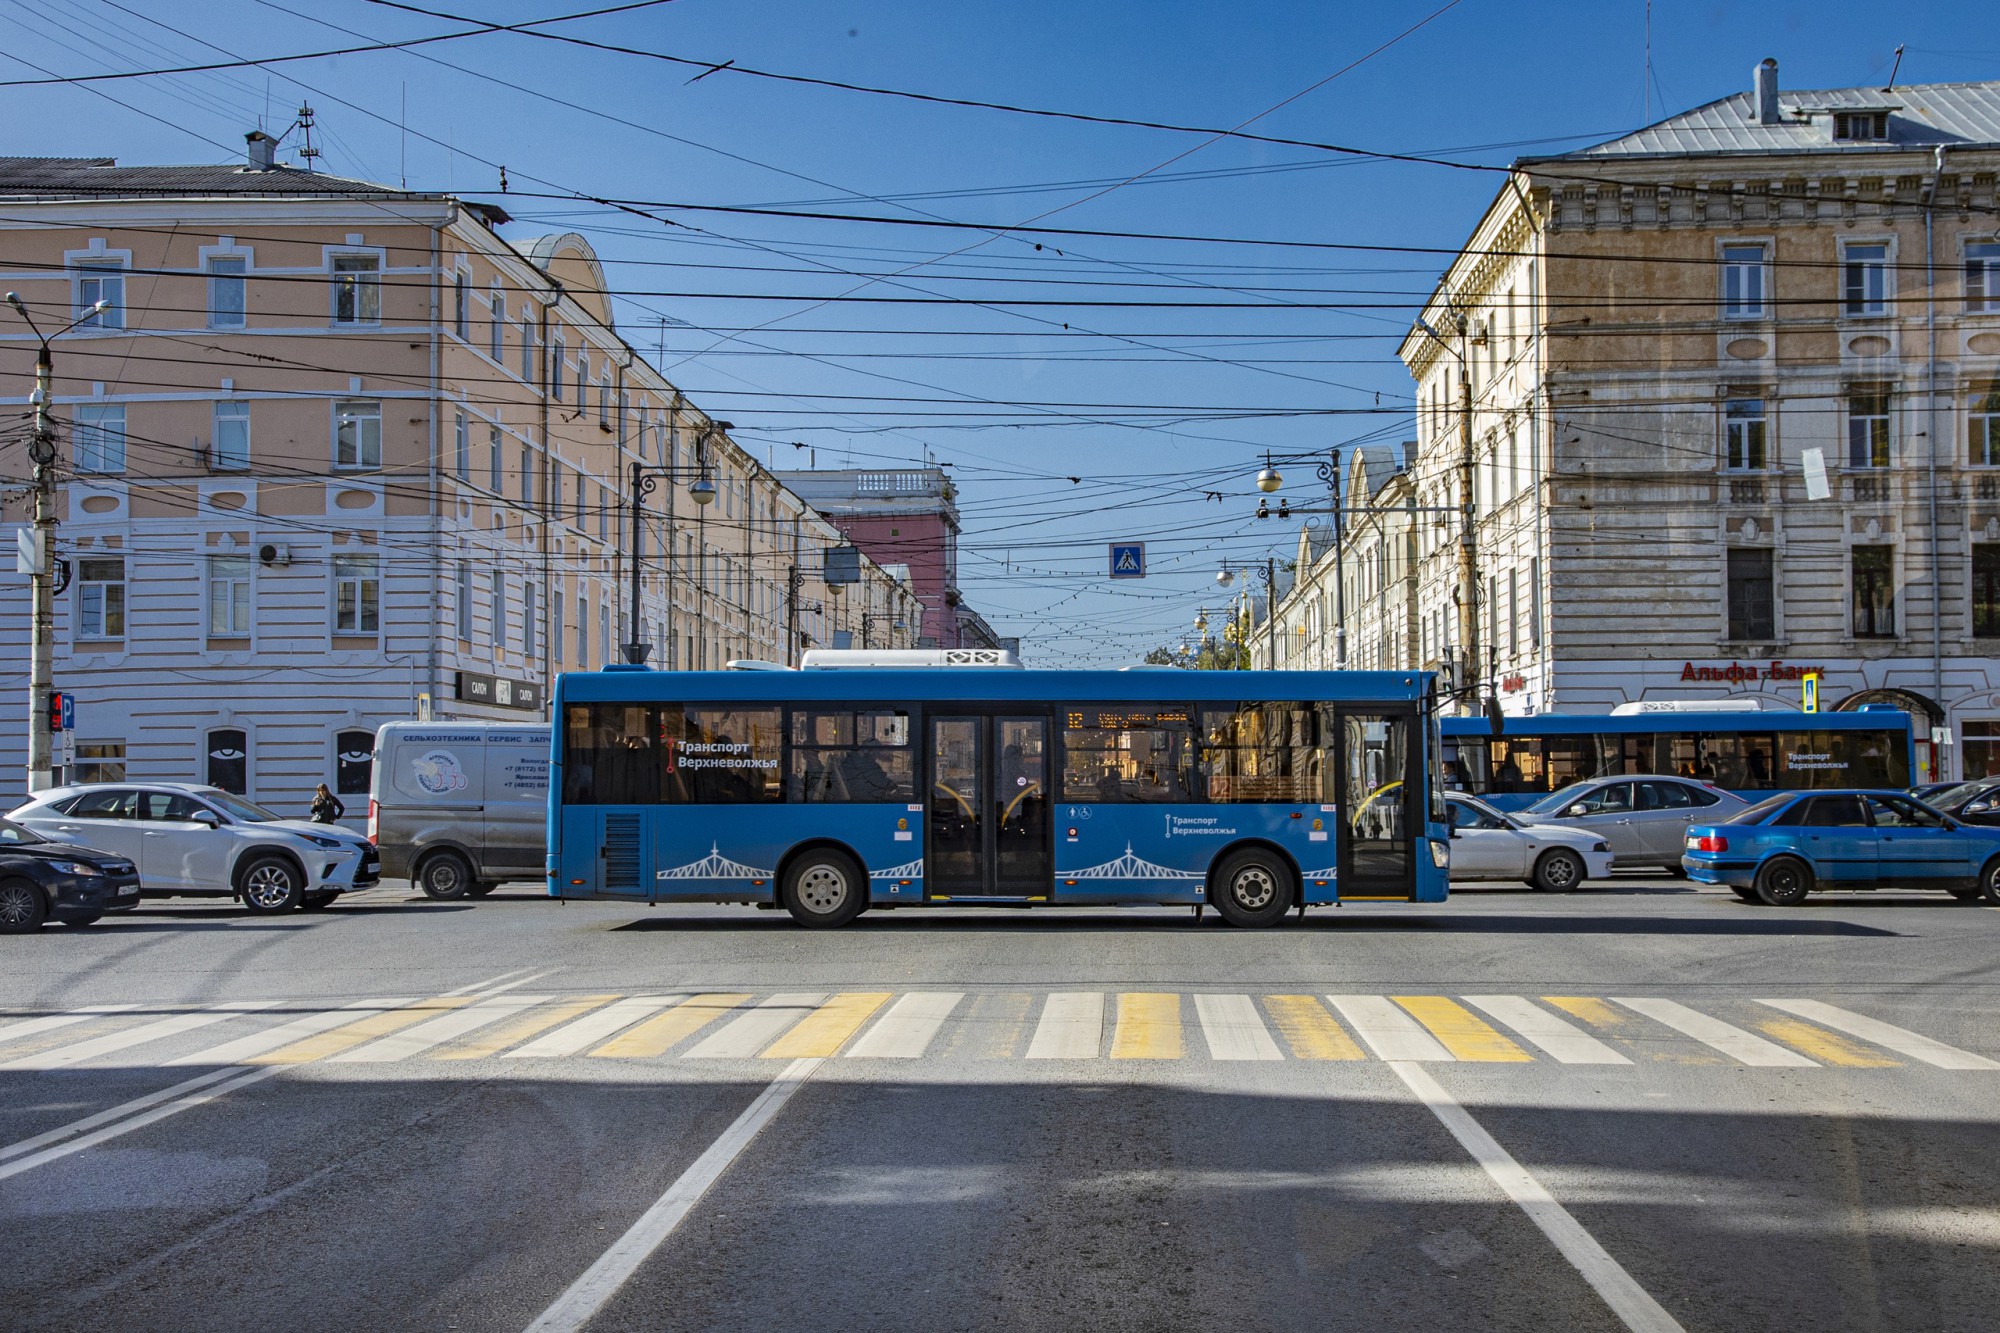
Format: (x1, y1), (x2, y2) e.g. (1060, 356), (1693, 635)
(622, 419), (729, 666)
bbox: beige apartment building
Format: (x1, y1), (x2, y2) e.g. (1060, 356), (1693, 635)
(1258, 64), (2000, 781)
(0, 140), (917, 813)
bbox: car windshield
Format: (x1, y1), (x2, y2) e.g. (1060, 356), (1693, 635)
(199, 790), (282, 822)
(1522, 784), (1591, 816)
(0, 818), (46, 845)
(1727, 794), (1794, 825)
(1924, 780), (1993, 809)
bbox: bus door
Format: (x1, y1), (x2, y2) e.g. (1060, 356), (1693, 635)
(1334, 708), (1417, 899)
(926, 713), (1052, 898)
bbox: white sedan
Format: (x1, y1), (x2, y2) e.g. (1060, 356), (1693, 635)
(1446, 794), (1615, 892)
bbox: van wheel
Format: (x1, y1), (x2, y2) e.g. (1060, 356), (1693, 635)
(0, 880), (48, 933)
(781, 850), (866, 929)
(416, 851), (474, 900)
(239, 856), (304, 913)
(467, 882), (497, 898)
(1212, 848), (1294, 928)
(1754, 857), (1812, 907)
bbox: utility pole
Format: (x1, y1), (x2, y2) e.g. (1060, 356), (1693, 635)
(1456, 365), (1480, 706)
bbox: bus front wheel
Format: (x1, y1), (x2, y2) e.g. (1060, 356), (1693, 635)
(782, 850), (867, 929)
(1211, 849), (1295, 929)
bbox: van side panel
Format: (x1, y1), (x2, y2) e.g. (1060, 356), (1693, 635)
(483, 728), (551, 877)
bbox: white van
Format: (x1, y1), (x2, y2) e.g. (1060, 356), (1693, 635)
(369, 722), (550, 899)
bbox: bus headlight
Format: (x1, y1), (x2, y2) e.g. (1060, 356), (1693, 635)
(1429, 840), (1450, 869)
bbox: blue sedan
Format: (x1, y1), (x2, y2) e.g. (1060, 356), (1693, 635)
(1682, 789), (2000, 906)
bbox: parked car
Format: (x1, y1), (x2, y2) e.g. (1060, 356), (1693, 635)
(8, 783), (379, 913)
(1445, 794), (1614, 891)
(1513, 775), (1750, 873)
(0, 817), (142, 933)
(369, 721), (549, 899)
(1682, 789), (2000, 905)
(1916, 777), (2000, 826)
(1908, 781), (1962, 804)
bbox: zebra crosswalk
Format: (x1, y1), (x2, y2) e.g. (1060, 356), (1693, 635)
(0, 989), (1995, 1075)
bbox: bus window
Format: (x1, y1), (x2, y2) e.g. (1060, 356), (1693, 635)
(1441, 737), (1485, 792)
(1697, 732), (1775, 788)
(563, 703), (662, 805)
(1200, 703), (1322, 802)
(678, 707), (782, 802)
(788, 709), (913, 803)
(1061, 706), (1194, 803)
(1487, 738), (1542, 794)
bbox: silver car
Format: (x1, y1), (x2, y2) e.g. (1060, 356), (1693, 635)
(9, 783), (380, 913)
(1514, 775), (1751, 873)
(1446, 794), (1615, 891)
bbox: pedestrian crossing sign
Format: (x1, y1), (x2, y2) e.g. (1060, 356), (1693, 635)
(1801, 671), (1820, 713)
(1109, 542), (1146, 579)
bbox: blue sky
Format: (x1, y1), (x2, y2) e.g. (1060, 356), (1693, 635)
(2, 1), (1992, 661)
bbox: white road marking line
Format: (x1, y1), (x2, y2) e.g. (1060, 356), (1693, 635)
(523, 1057), (821, 1333)
(1025, 991), (1104, 1059)
(1387, 1061), (1686, 1333)
(1613, 998), (1816, 1067)
(1756, 1000), (2000, 1071)
(1463, 995), (1632, 1066)
(165, 1000), (401, 1067)
(441, 967), (540, 998)
(845, 993), (963, 1059)
(1194, 994), (1283, 1061)
(505, 997), (681, 1060)
(328, 994), (552, 1064)
(684, 994), (827, 1059)
(0, 1065), (281, 1186)
(0, 1003), (144, 1048)
(0, 1001), (280, 1072)
(0, 1066), (240, 1163)
(1327, 995), (1454, 1062)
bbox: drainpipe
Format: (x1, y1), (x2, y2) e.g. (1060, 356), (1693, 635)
(1924, 146), (1945, 776)
(426, 220), (442, 715)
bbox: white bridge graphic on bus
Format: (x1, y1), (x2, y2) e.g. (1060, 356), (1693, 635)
(1056, 844), (1204, 881)
(870, 859), (924, 881)
(656, 844), (775, 881)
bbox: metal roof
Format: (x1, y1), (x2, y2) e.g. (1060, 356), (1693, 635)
(0, 155), (423, 200)
(1527, 79), (2000, 162)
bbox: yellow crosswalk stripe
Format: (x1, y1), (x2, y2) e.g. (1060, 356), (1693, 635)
(1262, 995), (1365, 1060)
(1393, 997), (1532, 1063)
(435, 995), (620, 1060)
(1755, 1018), (1900, 1068)
(252, 997), (473, 1065)
(762, 992), (893, 1059)
(1110, 992), (1183, 1059)
(1542, 996), (1627, 1029)
(594, 994), (752, 1059)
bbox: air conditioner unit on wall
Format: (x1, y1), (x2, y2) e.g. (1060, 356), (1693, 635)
(258, 543), (291, 567)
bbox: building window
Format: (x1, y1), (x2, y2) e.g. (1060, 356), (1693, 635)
(551, 466), (564, 515)
(598, 377), (611, 427)
(491, 572), (506, 649)
(1726, 548), (1775, 641)
(1967, 242), (2000, 315)
(1848, 389), (1891, 468)
(553, 588), (565, 663)
(520, 446), (534, 505)
(1721, 244), (1767, 319)
(453, 270), (469, 339)
(456, 560), (473, 639)
(75, 741), (126, 784)
(332, 553), (380, 633)
(576, 352), (589, 408)
(335, 728), (374, 796)
(521, 317), (536, 382)
(1964, 721), (2000, 780)
(1851, 545), (1895, 638)
(599, 603), (611, 665)
(77, 556), (125, 638)
(551, 335), (565, 399)
(206, 728), (248, 794)
(207, 255), (247, 328)
(334, 400), (382, 469)
(1842, 243), (1889, 317)
(454, 410), (469, 480)
(1724, 397), (1767, 470)
(1976, 545), (2000, 638)
(211, 400), (250, 470)
(524, 580), (538, 657)
(487, 426), (503, 491)
(489, 292), (505, 360)
(576, 596), (589, 667)
(1833, 110), (1888, 142)
(208, 554), (251, 635)
(73, 260), (124, 328)
(1971, 382), (2000, 466)
(74, 403), (126, 473)
(331, 253), (381, 324)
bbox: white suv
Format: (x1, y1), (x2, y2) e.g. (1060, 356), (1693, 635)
(8, 783), (380, 913)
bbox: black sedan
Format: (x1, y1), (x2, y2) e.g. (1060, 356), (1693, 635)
(0, 818), (142, 932)
(1920, 777), (2000, 827)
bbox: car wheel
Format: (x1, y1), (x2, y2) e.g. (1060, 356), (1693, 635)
(781, 850), (867, 929)
(301, 891), (340, 910)
(1212, 848), (1295, 928)
(0, 880), (49, 933)
(415, 850), (474, 901)
(1532, 849), (1584, 893)
(467, 882), (497, 898)
(238, 856), (304, 913)
(1754, 857), (1813, 907)
(1979, 857), (2000, 906)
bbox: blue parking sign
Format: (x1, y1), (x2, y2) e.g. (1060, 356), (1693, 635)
(1109, 542), (1146, 579)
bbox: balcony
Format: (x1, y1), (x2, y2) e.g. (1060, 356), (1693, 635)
(1847, 473), (1892, 503)
(1725, 477), (1766, 504)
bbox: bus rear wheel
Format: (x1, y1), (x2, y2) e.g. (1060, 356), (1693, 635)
(1211, 848), (1295, 928)
(782, 850), (867, 929)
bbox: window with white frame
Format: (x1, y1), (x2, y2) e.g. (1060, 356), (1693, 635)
(332, 553), (380, 633)
(551, 334), (565, 399)
(1724, 397), (1767, 470)
(520, 445), (533, 505)
(207, 255), (247, 329)
(456, 560), (473, 639)
(1848, 388), (1892, 468)
(1721, 244), (1767, 319)
(524, 580), (537, 657)
(491, 571), (506, 649)
(489, 290), (505, 360)
(599, 489), (609, 542)
(598, 377), (611, 427)
(1968, 242), (2000, 314)
(577, 352), (589, 409)
(454, 410), (469, 480)
(77, 556), (125, 638)
(453, 270), (469, 339)
(553, 587), (565, 662)
(1972, 381), (2000, 467)
(599, 603), (611, 665)
(334, 400), (381, 469)
(73, 260), (124, 328)
(1842, 242), (1889, 317)
(575, 595), (589, 667)
(1851, 544), (1896, 638)
(330, 252), (381, 324)
(551, 465), (564, 515)
(488, 425), (503, 491)
(74, 402), (126, 473)
(207, 554), (251, 635)
(212, 400), (250, 469)
(520, 317), (536, 382)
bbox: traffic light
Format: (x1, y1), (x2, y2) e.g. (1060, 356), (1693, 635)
(48, 690), (65, 733)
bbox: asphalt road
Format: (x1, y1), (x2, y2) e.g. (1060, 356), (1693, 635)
(3, 876), (1997, 1332)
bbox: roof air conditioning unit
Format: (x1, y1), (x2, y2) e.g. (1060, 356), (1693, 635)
(258, 543), (291, 567)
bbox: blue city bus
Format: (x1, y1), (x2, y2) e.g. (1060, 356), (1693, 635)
(548, 658), (1449, 927)
(1442, 708), (1916, 810)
